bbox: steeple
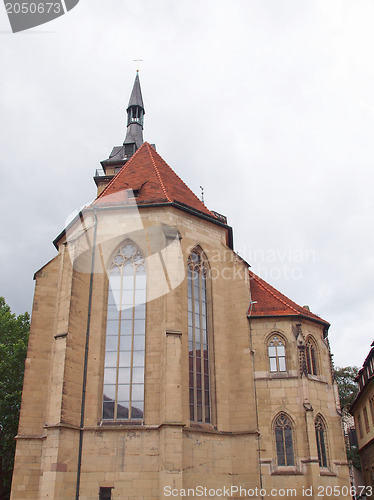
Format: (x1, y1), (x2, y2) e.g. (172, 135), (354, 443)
(124, 71), (145, 151)
(94, 72), (148, 194)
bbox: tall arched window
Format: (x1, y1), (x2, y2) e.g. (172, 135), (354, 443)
(102, 241), (146, 421)
(188, 249), (210, 424)
(306, 336), (318, 375)
(274, 413), (295, 467)
(268, 335), (286, 372)
(315, 415), (328, 468)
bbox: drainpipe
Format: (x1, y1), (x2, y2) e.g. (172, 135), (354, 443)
(247, 302), (264, 500)
(76, 209), (98, 500)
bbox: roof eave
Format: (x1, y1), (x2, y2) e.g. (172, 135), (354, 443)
(52, 201), (233, 250)
(350, 376), (374, 413)
(247, 312), (330, 329)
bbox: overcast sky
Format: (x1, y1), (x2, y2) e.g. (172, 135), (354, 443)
(0, 0), (373, 367)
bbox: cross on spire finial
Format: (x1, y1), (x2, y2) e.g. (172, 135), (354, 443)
(133, 59), (143, 72)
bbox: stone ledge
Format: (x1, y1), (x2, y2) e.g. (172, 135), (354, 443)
(15, 434), (47, 440)
(54, 332), (68, 339)
(166, 330), (183, 336)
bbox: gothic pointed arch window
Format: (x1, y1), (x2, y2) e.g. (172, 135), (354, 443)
(188, 248), (211, 424)
(102, 241), (146, 421)
(268, 335), (286, 372)
(315, 415), (328, 468)
(274, 413), (295, 467)
(305, 336), (318, 375)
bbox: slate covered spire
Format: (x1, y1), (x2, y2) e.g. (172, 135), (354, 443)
(124, 71), (145, 150)
(97, 73), (147, 186)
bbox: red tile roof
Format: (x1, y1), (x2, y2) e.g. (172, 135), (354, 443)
(94, 142), (216, 218)
(248, 269), (329, 326)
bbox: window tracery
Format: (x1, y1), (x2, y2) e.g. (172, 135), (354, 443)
(268, 335), (286, 372)
(274, 413), (295, 467)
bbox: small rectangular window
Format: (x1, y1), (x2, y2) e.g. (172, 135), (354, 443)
(358, 414), (363, 439)
(99, 487), (112, 500)
(370, 397), (374, 426)
(363, 406), (370, 433)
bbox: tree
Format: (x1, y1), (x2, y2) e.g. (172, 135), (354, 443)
(0, 297), (29, 500)
(335, 366), (359, 411)
(334, 366), (361, 471)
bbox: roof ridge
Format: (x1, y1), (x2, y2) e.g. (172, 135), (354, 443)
(145, 143), (172, 202)
(147, 143), (216, 218)
(96, 144), (145, 200)
(250, 270), (300, 315)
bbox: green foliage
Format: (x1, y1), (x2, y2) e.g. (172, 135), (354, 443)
(0, 297), (29, 500)
(334, 366), (359, 411)
(346, 445), (361, 470)
(334, 366), (362, 471)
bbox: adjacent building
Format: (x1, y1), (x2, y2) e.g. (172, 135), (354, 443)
(350, 342), (374, 497)
(11, 73), (350, 499)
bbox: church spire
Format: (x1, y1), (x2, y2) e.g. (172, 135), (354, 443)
(96, 73), (148, 194)
(124, 71), (145, 150)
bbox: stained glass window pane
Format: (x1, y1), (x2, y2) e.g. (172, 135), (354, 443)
(132, 384), (144, 401)
(118, 368), (131, 384)
(275, 428), (286, 466)
(277, 345), (285, 357)
(102, 401), (115, 420)
(131, 404), (143, 419)
(120, 320), (132, 336)
(134, 319), (145, 335)
(117, 384), (130, 401)
(104, 369), (117, 385)
(105, 335), (118, 352)
(275, 414), (294, 467)
(116, 403), (129, 419)
(133, 367), (145, 384)
(106, 320), (119, 336)
(268, 346), (277, 357)
(285, 428), (294, 466)
(103, 385), (116, 401)
(188, 250), (210, 424)
(119, 336), (132, 353)
(270, 357), (277, 372)
(133, 351), (145, 367)
(278, 357), (286, 372)
(105, 352), (117, 368)
(315, 418), (328, 468)
(134, 335), (145, 351)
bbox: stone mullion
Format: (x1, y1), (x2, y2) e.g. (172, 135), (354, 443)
(199, 269), (205, 423)
(192, 270), (197, 422)
(129, 262), (136, 419)
(114, 266), (123, 420)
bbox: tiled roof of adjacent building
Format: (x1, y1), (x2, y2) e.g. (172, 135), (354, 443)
(248, 269), (329, 326)
(94, 142), (218, 219)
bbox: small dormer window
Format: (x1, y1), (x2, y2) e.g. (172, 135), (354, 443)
(127, 188), (140, 199)
(124, 143), (136, 158)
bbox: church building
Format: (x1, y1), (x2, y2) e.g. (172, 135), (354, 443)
(11, 74), (350, 499)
